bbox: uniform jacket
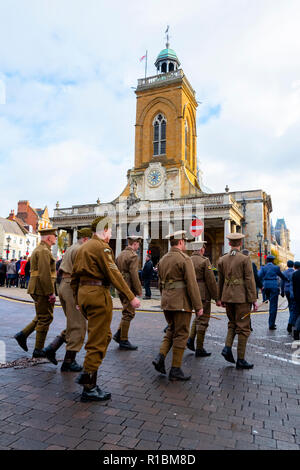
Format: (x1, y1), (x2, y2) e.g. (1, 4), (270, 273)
(116, 246), (142, 296)
(258, 262), (286, 290)
(217, 249), (257, 303)
(71, 234), (135, 302)
(292, 270), (300, 304)
(281, 268), (294, 295)
(60, 243), (81, 275)
(158, 247), (202, 312)
(27, 241), (56, 296)
(191, 252), (218, 301)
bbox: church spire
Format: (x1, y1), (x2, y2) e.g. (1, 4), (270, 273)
(154, 27), (180, 74)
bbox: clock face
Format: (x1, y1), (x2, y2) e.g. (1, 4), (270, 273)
(147, 169), (162, 187)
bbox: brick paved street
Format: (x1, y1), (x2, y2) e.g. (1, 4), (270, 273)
(0, 296), (299, 450)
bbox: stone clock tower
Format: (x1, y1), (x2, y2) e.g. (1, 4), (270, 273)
(120, 40), (203, 202)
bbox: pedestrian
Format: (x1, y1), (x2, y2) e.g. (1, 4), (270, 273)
(186, 240), (218, 357)
(6, 259), (17, 288)
(71, 216), (140, 402)
(19, 256), (28, 288)
(281, 260), (297, 333)
(42, 228), (92, 371)
(0, 259), (7, 287)
(24, 257), (30, 289)
(113, 236), (142, 350)
(152, 230), (203, 381)
(258, 255), (287, 330)
(14, 228), (58, 358)
(242, 249), (263, 297)
(15, 257), (22, 288)
(291, 262), (300, 340)
(142, 254), (155, 299)
(218, 233), (258, 369)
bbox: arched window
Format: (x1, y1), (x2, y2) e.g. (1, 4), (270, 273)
(161, 62), (167, 73)
(185, 120), (190, 161)
(169, 62), (174, 72)
(153, 114), (167, 156)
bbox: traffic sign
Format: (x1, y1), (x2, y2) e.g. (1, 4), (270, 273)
(189, 218), (204, 237)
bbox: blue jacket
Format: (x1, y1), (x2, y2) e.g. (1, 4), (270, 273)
(281, 268), (295, 295)
(258, 262), (286, 290)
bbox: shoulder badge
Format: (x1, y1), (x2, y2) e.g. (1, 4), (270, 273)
(104, 248), (111, 253)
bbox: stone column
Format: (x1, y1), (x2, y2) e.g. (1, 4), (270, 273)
(223, 218), (231, 254)
(142, 223), (149, 266)
(168, 221), (174, 250)
(116, 225), (122, 258)
(73, 227), (78, 244)
(52, 230), (59, 259)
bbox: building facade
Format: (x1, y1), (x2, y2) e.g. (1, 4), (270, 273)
(51, 41), (289, 268)
(0, 217), (38, 261)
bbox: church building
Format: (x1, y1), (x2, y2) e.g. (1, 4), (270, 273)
(52, 39), (277, 267)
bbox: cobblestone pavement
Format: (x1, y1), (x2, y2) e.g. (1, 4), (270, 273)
(0, 296), (299, 451)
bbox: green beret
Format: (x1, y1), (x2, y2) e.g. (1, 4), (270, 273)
(91, 216), (113, 233)
(77, 228), (92, 239)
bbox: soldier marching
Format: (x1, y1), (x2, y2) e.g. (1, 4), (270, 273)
(13, 221), (278, 400)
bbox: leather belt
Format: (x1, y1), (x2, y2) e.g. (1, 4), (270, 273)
(79, 280), (107, 287)
(161, 280), (186, 289)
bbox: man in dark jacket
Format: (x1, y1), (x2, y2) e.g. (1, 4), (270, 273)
(142, 255), (155, 299)
(0, 260), (7, 287)
(292, 262), (300, 340)
(281, 260), (297, 333)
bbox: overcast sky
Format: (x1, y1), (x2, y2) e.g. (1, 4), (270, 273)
(0, 0), (299, 257)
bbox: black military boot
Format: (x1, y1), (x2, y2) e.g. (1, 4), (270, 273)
(169, 367), (191, 382)
(119, 340), (138, 350)
(186, 337), (195, 352)
(14, 331), (28, 352)
(32, 348), (46, 359)
(195, 348), (211, 357)
(79, 371), (111, 402)
(113, 329), (121, 344)
(287, 323), (292, 334)
(61, 351), (83, 372)
(236, 359), (254, 370)
(221, 346), (235, 364)
(152, 353), (166, 374)
(42, 335), (65, 365)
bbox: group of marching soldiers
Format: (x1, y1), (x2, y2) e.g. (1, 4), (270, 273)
(14, 216), (258, 402)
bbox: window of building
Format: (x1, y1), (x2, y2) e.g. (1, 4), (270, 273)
(185, 120), (190, 162)
(153, 114), (166, 156)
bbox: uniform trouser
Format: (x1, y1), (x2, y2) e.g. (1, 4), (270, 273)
(264, 288), (279, 327)
(286, 292), (298, 326)
(78, 285), (112, 374)
(294, 302), (300, 332)
(118, 293), (135, 341)
(144, 279), (151, 298)
(189, 300), (211, 349)
(22, 295), (54, 349)
(159, 310), (192, 367)
(225, 303), (251, 360)
(58, 279), (86, 352)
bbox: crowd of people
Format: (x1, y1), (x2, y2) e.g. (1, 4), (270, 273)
(0, 256), (31, 289)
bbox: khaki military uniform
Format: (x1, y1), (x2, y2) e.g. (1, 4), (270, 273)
(71, 234), (135, 373)
(189, 252), (218, 349)
(22, 241), (56, 349)
(217, 249), (257, 359)
(158, 247), (203, 367)
(116, 246), (142, 341)
(59, 243), (86, 351)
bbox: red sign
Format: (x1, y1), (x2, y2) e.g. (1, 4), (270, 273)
(190, 218), (204, 237)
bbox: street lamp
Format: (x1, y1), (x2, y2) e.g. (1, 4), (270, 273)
(26, 239), (30, 256)
(6, 235), (11, 260)
(257, 232), (263, 267)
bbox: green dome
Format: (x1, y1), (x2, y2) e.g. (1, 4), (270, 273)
(157, 48), (178, 61)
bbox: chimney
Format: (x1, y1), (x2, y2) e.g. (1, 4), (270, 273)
(8, 209), (15, 220)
